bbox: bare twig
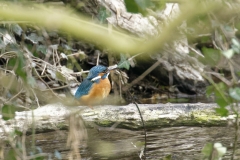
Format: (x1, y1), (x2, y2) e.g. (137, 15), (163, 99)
(31, 88), (40, 108)
(206, 72), (232, 86)
(33, 68), (62, 101)
(123, 60), (161, 91)
(5, 88), (23, 104)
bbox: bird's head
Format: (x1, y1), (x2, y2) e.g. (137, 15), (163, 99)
(87, 65), (117, 83)
(87, 65), (108, 80)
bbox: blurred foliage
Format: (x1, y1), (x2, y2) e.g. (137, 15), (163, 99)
(124, 0), (167, 15)
(202, 142), (227, 160)
(117, 53), (131, 70)
(2, 104), (16, 120)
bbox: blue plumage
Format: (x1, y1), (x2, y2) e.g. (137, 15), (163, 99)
(74, 79), (93, 99)
(74, 65), (108, 99)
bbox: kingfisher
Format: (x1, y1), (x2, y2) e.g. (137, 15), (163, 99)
(74, 65), (117, 108)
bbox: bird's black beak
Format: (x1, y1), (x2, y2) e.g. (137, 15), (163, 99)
(106, 64), (118, 72)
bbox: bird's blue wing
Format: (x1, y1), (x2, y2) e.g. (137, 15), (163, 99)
(74, 79), (93, 99)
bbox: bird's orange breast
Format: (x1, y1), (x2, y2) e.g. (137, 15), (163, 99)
(80, 75), (111, 106)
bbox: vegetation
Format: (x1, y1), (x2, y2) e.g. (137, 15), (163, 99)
(0, 0), (240, 159)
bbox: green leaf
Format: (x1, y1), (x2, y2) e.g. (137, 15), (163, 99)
(124, 0), (151, 15)
(56, 71), (66, 83)
(206, 86), (214, 97)
(8, 54), (27, 82)
(15, 53), (27, 82)
(215, 106), (228, 117)
(14, 129), (23, 136)
(202, 143), (213, 157)
(2, 104), (16, 120)
(98, 6), (111, 24)
(216, 98), (228, 108)
(222, 49), (234, 59)
(6, 149), (16, 160)
(216, 82), (227, 91)
(202, 48), (221, 66)
(229, 87), (240, 101)
(117, 54), (130, 70)
(237, 71), (240, 77)
(124, 0), (139, 13)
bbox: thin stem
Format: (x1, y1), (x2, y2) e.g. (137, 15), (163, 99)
(231, 103), (239, 160)
(133, 101), (147, 160)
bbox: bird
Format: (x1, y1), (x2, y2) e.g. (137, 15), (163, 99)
(74, 65), (117, 108)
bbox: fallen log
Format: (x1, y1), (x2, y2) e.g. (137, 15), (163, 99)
(0, 103), (233, 139)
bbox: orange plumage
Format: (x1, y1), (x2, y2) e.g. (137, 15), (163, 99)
(80, 73), (111, 107)
(75, 65), (117, 108)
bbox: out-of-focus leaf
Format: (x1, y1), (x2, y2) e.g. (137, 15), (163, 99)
(202, 48), (221, 66)
(12, 24), (22, 36)
(6, 149), (16, 160)
(117, 54), (130, 70)
(2, 104), (16, 120)
(125, 0), (151, 15)
(215, 106), (228, 117)
(236, 71), (240, 77)
(206, 86), (214, 97)
(222, 49), (234, 59)
(215, 82), (226, 91)
(9, 53), (27, 82)
(9, 57), (27, 82)
(37, 45), (47, 55)
(202, 143), (213, 157)
(202, 142), (226, 160)
(229, 87), (240, 101)
(14, 129), (23, 136)
(213, 82), (227, 99)
(98, 6), (111, 24)
(124, 0), (139, 13)
(56, 71), (66, 83)
(77, 51), (87, 61)
(216, 98), (229, 108)
(25, 33), (43, 44)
